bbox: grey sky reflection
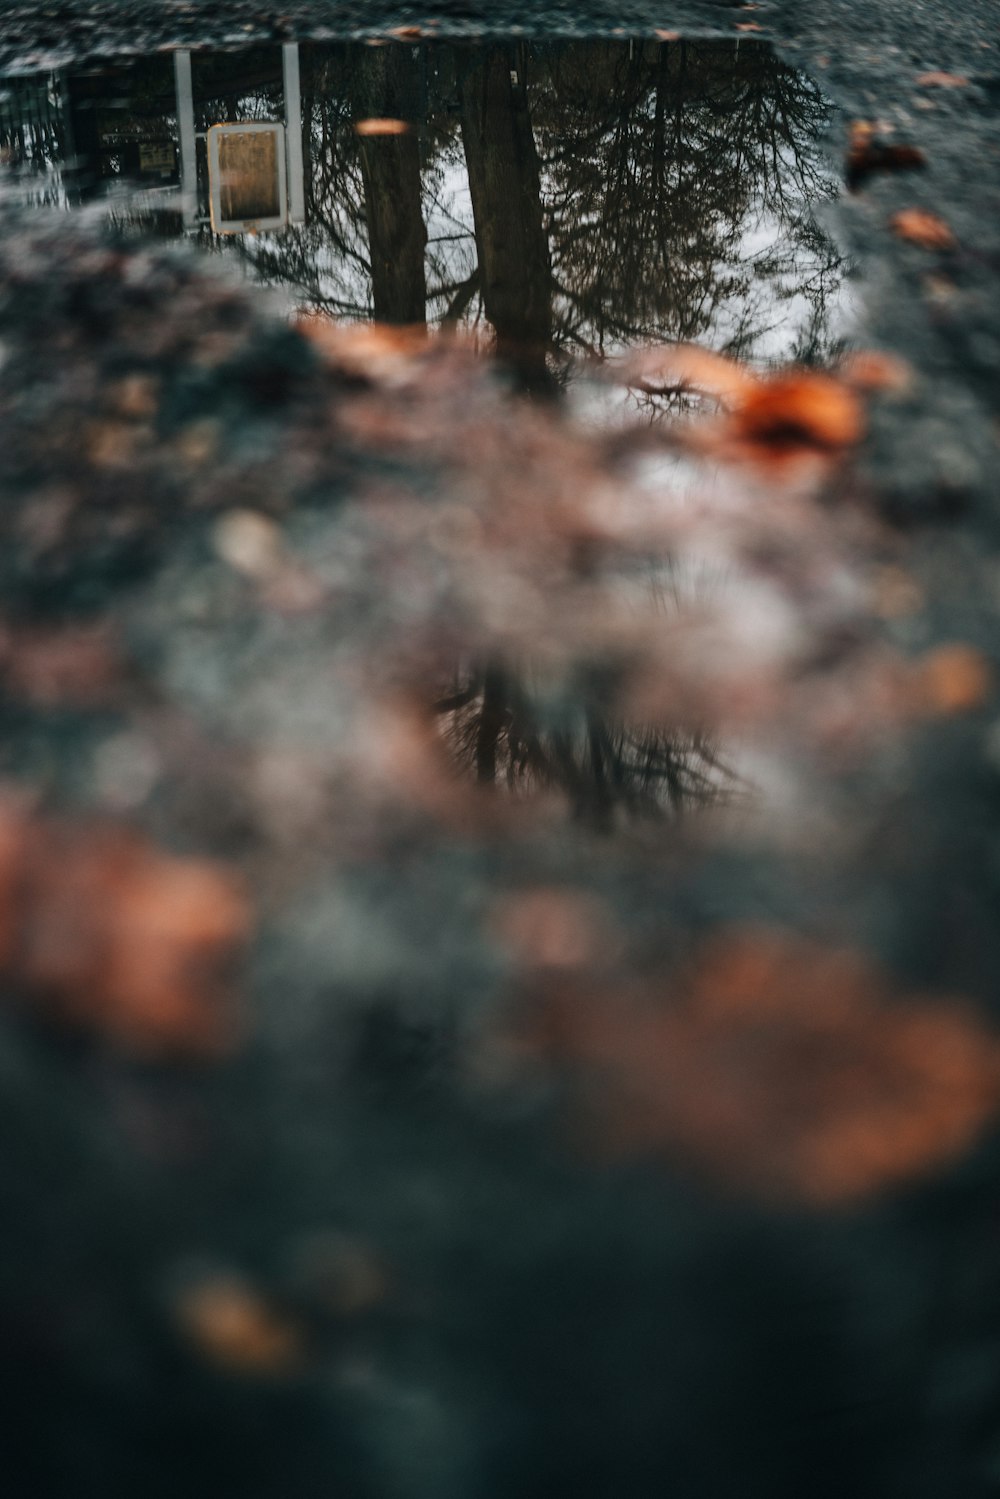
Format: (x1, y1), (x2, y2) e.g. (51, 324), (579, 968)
(1, 38), (854, 389)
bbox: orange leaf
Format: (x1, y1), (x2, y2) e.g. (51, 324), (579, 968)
(353, 117), (412, 137)
(839, 349), (913, 393)
(889, 208), (956, 249)
(732, 370), (864, 453)
(916, 644), (992, 714)
(174, 1277), (303, 1374)
(0, 799), (251, 1056)
(513, 928), (1000, 1205)
(847, 126), (926, 190)
(620, 341), (754, 407)
(916, 70), (969, 88)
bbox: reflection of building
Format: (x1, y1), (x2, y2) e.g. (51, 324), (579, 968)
(174, 46), (305, 231)
(41, 46), (306, 232)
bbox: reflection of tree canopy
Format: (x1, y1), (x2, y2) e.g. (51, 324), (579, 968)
(527, 39), (844, 369)
(225, 38), (846, 375)
(434, 663), (737, 828)
(15, 38), (848, 374)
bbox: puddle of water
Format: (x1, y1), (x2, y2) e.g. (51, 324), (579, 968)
(0, 38), (854, 391)
(0, 37), (869, 832)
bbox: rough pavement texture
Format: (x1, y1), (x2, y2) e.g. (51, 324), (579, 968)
(3, 3), (1000, 1498)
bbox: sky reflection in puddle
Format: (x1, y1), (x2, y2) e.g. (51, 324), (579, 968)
(1, 38), (855, 393)
(0, 38), (865, 829)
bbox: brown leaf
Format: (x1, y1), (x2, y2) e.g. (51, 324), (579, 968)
(889, 208), (956, 250)
(846, 124), (926, 191)
(353, 117), (412, 137)
(0, 799), (251, 1056)
(839, 349), (914, 393)
(915, 644), (992, 714)
(514, 928), (1000, 1205)
(916, 70), (969, 88)
(174, 1277), (303, 1374)
(731, 370), (865, 454)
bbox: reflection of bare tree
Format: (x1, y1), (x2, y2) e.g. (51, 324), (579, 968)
(529, 39), (846, 377)
(458, 45), (552, 389)
(213, 35), (845, 373)
(21, 39), (848, 380)
(357, 46), (427, 324)
(434, 663), (736, 827)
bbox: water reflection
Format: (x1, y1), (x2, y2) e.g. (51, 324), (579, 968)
(0, 37), (852, 827)
(433, 662), (738, 828)
(0, 38), (851, 388)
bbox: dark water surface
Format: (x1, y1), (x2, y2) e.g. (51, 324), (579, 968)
(1, 38), (853, 389)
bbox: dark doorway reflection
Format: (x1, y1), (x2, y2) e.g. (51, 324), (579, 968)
(0, 37), (852, 390)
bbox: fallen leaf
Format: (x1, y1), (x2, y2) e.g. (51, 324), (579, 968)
(514, 928), (1000, 1205)
(386, 24), (423, 38)
(732, 370), (864, 453)
(839, 349), (913, 393)
(353, 117), (412, 137)
(846, 123), (926, 191)
(654, 29), (680, 41)
(619, 341), (754, 407)
(174, 1276), (302, 1374)
(0, 799), (251, 1056)
(889, 208), (956, 250)
(296, 314), (428, 380)
(916, 644), (992, 714)
(109, 373), (159, 420)
(916, 70), (969, 88)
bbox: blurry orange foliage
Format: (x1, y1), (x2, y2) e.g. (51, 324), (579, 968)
(915, 643), (992, 714)
(353, 117), (412, 137)
(732, 370), (864, 454)
(517, 927), (1000, 1205)
(174, 1276), (303, 1374)
(297, 314), (429, 379)
(890, 208), (956, 250)
(838, 349), (913, 393)
(623, 343), (865, 462)
(0, 797), (250, 1056)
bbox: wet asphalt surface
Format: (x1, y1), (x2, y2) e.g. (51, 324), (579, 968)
(3, 3), (1000, 1496)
